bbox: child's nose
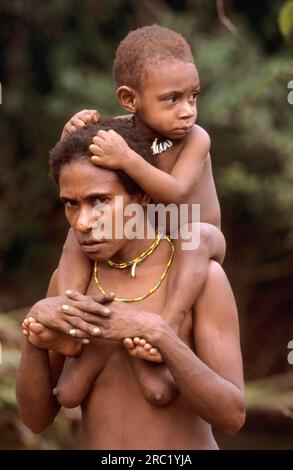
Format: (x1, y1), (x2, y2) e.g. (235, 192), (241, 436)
(178, 102), (196, 120)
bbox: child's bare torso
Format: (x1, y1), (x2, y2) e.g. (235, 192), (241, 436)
(56, 261), (218, 450)
(153, 125), (221, 227)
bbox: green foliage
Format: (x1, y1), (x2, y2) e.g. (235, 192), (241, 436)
(0, 0), (292, 309)
(0, 0), (293, 450)
(278, 1), (293, 39)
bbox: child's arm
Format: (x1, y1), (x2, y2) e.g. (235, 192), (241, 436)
(60, 110), (131, 140)
(90, 124), (210, 204)
(56, 228), (92, 295)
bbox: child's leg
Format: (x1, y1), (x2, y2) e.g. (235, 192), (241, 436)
(125, 223), (226, 361)
(161, 222), (226, 330)
(57, 228), (92, 295)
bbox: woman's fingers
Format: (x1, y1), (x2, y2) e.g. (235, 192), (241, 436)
(65, 290), (87, 301)
(65, 315), (102, 337)
(61, 304), (106, 325)
(51, 317), (90, 339)
(92, 292), (115, 304)
(63, 299), (112, 317)
(66, 290), (113, 305)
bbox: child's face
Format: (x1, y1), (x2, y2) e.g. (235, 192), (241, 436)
(135, 60), (200, 140)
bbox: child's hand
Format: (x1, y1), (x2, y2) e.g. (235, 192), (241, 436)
(61, 109), (100, 139)
(90, 129), (133, 170)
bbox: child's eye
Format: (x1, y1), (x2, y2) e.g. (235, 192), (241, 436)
(189, 91), (200, 101)
(164, 96), (177, 104)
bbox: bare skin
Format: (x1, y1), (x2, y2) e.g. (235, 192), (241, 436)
(17, 160), (245, 448)
(56, 59), (226, 360)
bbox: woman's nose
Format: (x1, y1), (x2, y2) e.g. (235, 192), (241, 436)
(76, 208), (94, 233)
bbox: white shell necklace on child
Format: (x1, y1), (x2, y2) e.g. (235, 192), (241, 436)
(151, 137), (173, 155)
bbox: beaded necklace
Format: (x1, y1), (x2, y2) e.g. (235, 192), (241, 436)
(94, 235), (174, 302)
(107, 230), (162, 277)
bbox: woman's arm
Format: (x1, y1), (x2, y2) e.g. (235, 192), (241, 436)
(16, 270), (66, 432)
(154, 261), (245, 435)
(16, 339), (63, 433)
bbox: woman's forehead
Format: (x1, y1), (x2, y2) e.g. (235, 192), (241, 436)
(59, 160), (124, 196)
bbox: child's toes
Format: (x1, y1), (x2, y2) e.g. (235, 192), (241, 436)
(29, 322), (47, 335)
(143, 343), (152, 351)
(133, 337), (142, 345)
(123, 338), (135, 349)
(149, 347), (158, 355)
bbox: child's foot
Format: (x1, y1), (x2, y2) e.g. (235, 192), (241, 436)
(22, 317), (84, 357)
(123, 337), (163, 363)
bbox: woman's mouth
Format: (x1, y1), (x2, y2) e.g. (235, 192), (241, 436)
(81, 240), (106, 252)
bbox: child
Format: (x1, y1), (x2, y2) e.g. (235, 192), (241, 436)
(57, 25), (226, 361)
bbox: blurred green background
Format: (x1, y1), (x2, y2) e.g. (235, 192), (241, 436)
(0, 0), (292, 450)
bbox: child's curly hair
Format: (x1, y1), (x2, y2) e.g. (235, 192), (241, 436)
(113, 24), (194, 91)
(49, 117), (152, 194)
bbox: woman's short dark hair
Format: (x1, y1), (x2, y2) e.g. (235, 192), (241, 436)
(49, 117), (152, 194)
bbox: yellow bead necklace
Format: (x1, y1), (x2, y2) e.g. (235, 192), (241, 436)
(94, 235), (174, 302)
(107, 230), (162, 277)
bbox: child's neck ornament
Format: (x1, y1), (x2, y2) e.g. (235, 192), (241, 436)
(151, 137), (173, 156)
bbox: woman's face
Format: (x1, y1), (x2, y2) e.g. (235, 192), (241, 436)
(59, 160), (144, 261)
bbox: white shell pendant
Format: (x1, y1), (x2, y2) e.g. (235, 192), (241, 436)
(131, 261), (138, 277)
(151, 138), (173, 156)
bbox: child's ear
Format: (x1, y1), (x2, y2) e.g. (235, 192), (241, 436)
(116, 86), (138, 113)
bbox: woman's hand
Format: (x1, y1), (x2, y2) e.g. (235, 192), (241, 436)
(62, 290), (163, 345)
(27, 292), (115, 339)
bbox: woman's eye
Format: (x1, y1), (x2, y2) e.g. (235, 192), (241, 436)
(94, 197), (108, 205)
(65, 200), (78, 208)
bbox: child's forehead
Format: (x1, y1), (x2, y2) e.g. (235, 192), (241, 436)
(143, 59), (199, 91)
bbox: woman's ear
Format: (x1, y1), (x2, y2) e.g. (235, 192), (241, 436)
(116, 86), (138, 113)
